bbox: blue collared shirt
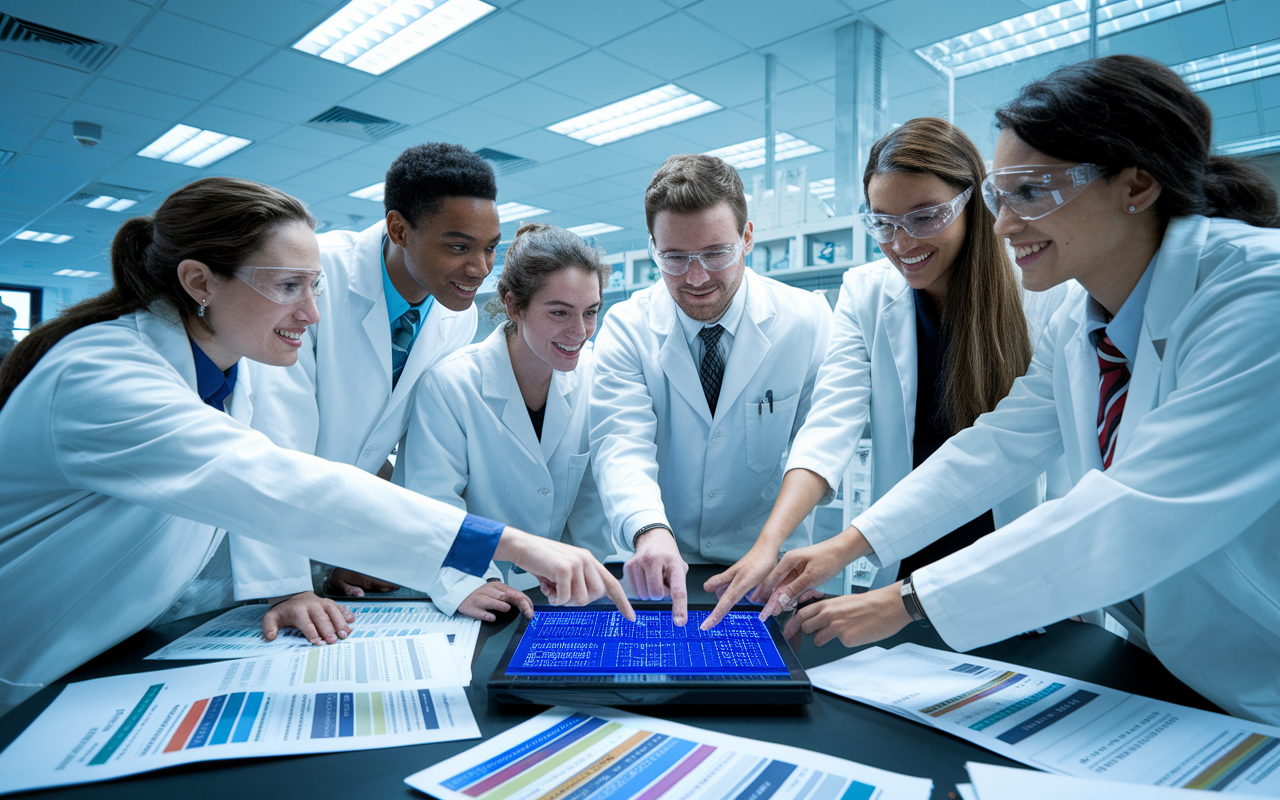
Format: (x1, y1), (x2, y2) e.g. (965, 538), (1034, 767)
(1084, 250), (1158, 363)
(382, 238), (433, 351)
(189, 339), (238, 412)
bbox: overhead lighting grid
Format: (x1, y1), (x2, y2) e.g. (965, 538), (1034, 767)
(497, 202), (549, 223)
(16, 230), (73, 243)
(294, 0), (495, 75)
(1173, 38), (1280, 91)
(548, 84), (722, 146)
(137, 124), (251, 168)
(706, 133), (823, 170)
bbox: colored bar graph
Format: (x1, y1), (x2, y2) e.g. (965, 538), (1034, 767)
(837, 780), (874, 800)
(464, 717), (610, 797)
(208, 692), (245, 745)
(355, 642), (367, 684)
(371, 691), (387, 735)
(88, 684), (163, 765)
(304, 649), (320, 684)
(1185, 733), (1280, 790)
(418, 690), (439, 731)
(405, 640), (424, 680)
(339, 693), (355, 737)
(534, 731), (651, 800)
(445, 713), (591, 791)
(484, 723), (623, 800)
(163, 698), (208, 753)
(231, 692), (264, 743)
(187, 694), (227, 748)
(920, 672), (1026, 717)
(311, 692), (338, 739)
(586, 736), (699, 800)
(560, 733), (672, 800)
(635, 743), (716, 800)
(731, 758), (796, 800)
(995, 690), (1099, 745)
(355, 693), (372, 737)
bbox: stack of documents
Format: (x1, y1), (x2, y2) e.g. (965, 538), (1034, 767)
(406, 705), (934, 800)
(0, 633), (477, 795)
(957, 762), (1273, 799)
(809, 644), (1280, 795)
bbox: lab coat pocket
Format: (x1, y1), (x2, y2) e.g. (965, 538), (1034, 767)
(744, 391), (801, 473)
(564, 452), (590, 497)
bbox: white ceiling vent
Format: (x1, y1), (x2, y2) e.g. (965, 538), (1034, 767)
(304, 107), (409, 142)
(475, 148), (537, 175)
(0, 13), (115, 72)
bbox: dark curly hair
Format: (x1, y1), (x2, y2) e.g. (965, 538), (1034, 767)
(383, 143), (498, 227)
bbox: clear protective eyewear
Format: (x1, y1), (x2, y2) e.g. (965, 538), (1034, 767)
(648, 237), (745, 276)
(238, 267), (326, 305)
(860, 186), (973, 244)
(981, 164), (1105, 221)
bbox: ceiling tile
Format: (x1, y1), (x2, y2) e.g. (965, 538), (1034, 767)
(508, 0), (673, 46)
(529, 51), (663, 106)
(219, 141), (329, 176)
(760, 27), (839, 83)
(440, 14), (588, 79)
(101, 49), (234, 102)
(268, 125), (367, 158)
(1198, 83), (1261, 121)
(0, 108), (52, 140)
(679, 54), (807, 111)
(862, 0), (1036, 50)
(341, 144), (404, 170)
(426, 106), (534, 147)
(887, 87), (952, 127)
(78, 77), (198, 123)
(662, 108), (763, 149)
(595, 130), (704, 165)
(470, 83), (591, 128)
(606, 14), (751, 80)
(1258, 75), (1280, 110)
(491, 128), (595, 163)
(129, 11), (275, 77)
(59, 101), (179, 146)
(0, 51), (94, 99)
(0, 83), (70, 121)
(24, 137), (130, 170)
(501, 162), (591, 191)
(338, 82), (459, 127)
(161, 0), (323, 45)
(552, 147), (651, 180)
(184, 105), (292, 142)
(774, 84), (836, 131)
(1225, 0), (1280, 49)
(686, 0), (854, 49)
(559, 178), (634, 203)
(245, 50), (375, 100)
(1214, 110), (1263, 143)
(210, 80), (330, 125)
(0, 0), (150, 45)
(386, 51), (519, 105)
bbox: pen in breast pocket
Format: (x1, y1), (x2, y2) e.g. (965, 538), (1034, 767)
(758, 389), (774, 415)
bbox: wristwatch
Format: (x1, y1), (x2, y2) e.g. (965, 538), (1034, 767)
(631, 523), (672, 550)
(900, 575), (931, 628)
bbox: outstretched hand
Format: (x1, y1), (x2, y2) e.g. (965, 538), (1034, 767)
(262, 591), (354, 645)
(325, 567), (399, 597)
(700, 544), (778, 630)
(458, 581), (535, 622)
(623, 528), (690, 626)
(781, 582), (911, 649)
(497, 529), (635, 621)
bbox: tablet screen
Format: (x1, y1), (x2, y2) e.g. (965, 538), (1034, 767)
(506, 607), (789, 676)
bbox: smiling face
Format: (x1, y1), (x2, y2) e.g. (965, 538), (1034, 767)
(389, 195), (502, 311)
(652, 202), (751, 323)
(866, 171), (969, 302)
(196, 220), (322, 370)
(508, 266), (601, 373)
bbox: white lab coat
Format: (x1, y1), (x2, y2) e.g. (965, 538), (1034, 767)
(404, 329), (613, 615)
(852, 216), (1280, 724)
(232, 220), (478, 598)
(786, 259), (1073, 582)
(0, 305), (473, 716)
(591, 268), (834, 562)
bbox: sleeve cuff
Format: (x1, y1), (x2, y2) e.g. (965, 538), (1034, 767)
(618, 510), (671, 554)
(441, 514), (504, 577)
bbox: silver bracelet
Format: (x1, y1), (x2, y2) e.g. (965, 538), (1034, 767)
(900, 575), (931, 628)
(631, 523), (672, 550)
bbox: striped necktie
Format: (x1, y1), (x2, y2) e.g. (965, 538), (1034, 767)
(1096, 333), (1130, 469)
(698, 324), (726, 416)
(391, 307), (420, 388)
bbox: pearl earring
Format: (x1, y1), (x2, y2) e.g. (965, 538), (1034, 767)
(198, 299), (207, 317)
(1128, 205), (1137, 213)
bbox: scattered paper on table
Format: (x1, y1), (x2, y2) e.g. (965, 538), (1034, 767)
(405, 705), (933, 800)
(964, 762), (1275, 799)
(146, 600), (481, 684)
(0, 633), (477, 795)
(809, 643), (1280, 794)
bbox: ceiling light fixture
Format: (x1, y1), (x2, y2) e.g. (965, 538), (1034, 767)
(53, 269), (100, 277)
(1173, 38), (1280, 92)
(706, 133), (823, 170)
(349, 182), (385, 202)
(17, 231), (73, 243)
(567, 223), (623, 237)
(916, 0), (1221, 78)
(294, 0), (495, 76)
(137, 124), (251, 168)
(497, 202), (549, 223)
(547, 84), (722, 146)
(1215, 132), (1280, 157)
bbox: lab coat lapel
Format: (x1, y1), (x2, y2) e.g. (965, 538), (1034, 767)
(882, 280), (918, 449)
(651, 288), (712, 425)
(351, 224), (392, 391)
(1115, 216), (1208, 461)
(481, 330), (545, 464)
(540, 365), (576, 461)
(716, 274), (771, 418)
(1063, 303), (1104, 471)
(140, 302), (198, 392)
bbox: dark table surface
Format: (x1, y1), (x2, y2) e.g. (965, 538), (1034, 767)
(0, 566), (1218, 799)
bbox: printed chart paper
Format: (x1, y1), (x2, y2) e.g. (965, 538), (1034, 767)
(405, 706), (933, 800)
(146, 600), (481, 684)
(809, 644), (1280, 795)
(0, 633), (477, 795)
(963, 762), (1274, 800)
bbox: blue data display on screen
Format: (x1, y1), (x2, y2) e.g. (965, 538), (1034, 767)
(507, 608), (789, 676)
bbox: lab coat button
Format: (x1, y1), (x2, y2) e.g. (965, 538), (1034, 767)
(362, 446), (377, 458)
(712, 430), (722, 441)
(708, 489), (719, 499)
(538, 487), (550, 496)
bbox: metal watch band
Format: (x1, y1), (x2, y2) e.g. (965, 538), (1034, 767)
(900, 575), (931, 627)
(631, 523), (671, 550)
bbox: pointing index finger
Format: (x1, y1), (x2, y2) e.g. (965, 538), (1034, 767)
(601, 567), (636, 621)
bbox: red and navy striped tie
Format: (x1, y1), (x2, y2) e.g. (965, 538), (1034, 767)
(1096, 334), (1130, 469)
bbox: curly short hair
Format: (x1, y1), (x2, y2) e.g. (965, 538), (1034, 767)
(644, 154), (748, 237)
(383, 143), (498, 227)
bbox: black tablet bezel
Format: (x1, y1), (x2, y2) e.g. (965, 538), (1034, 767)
(487, 603), (811, 706)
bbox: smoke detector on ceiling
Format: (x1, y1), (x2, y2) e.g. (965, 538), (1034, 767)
(72, 121), (101, 148)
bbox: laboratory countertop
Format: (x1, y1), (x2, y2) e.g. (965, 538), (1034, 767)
(0, 566), (1218, 800)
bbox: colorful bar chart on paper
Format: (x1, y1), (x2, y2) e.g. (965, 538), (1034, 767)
(407, 707), (934, 800)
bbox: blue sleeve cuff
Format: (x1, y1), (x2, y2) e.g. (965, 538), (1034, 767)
(441, 514), (505, 577)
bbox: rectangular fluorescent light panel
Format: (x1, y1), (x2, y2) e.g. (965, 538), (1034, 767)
(53, 269), (100, 277)
(808, 178), (835, 199)
(1173, 38), (1280, 92)
(706, 133), (822, 170)
(547, 84), (722, 146)
(916, 0), (1221, 78)
(137, 124), (251, 168)
(350, 182), (385, 202)
(1215, 133), (1280, 156)
(16, 230), (73, 243)
(294, 0), (495, 76)
(567, 223), (623, 237)
(497, 202), (549, 223)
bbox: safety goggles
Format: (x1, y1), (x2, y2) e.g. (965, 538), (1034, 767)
(238, 267), (326, 305)
(648, 237), (745, 275)
(859, 186), (972, 244)
(981, 164), (1105, 221)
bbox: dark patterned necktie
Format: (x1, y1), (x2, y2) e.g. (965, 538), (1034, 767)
(1097, 334), (1130, 469)
(698, 324), (726, 416)
(391, 307), (420, 388)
